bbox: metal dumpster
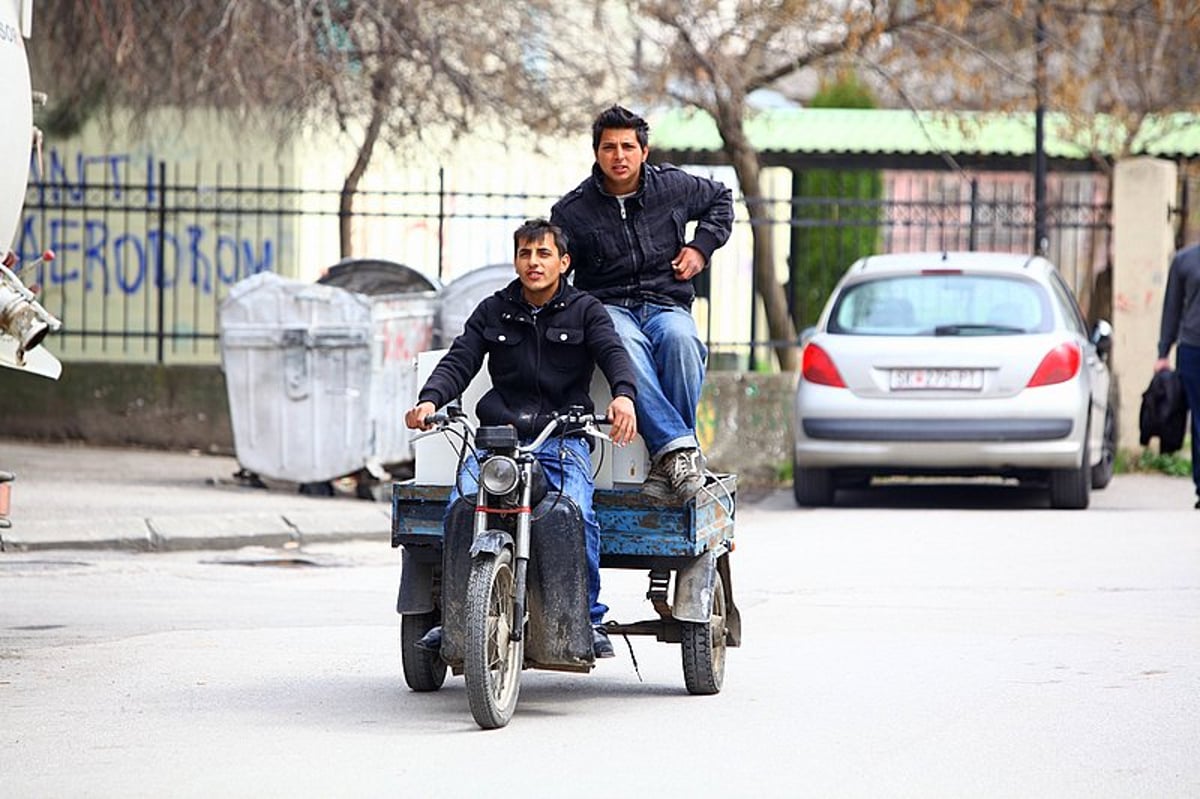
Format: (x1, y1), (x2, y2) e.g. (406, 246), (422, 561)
(219, 270), (437, 484)
(435, 263), (512, 345)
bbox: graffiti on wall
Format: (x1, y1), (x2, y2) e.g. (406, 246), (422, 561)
(17, 149), (277, 296)
(17, 217), (274, 295)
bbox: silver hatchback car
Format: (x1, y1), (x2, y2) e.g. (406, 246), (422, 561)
(792, 252), (1115, 509)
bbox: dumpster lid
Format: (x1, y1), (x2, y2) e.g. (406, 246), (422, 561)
(436, 263), (514, 343)
(441, 263), (513, 298)
(318, 259), (440, 296)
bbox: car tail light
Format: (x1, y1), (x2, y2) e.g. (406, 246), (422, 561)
(802, 342), (846, 388)
(1026, 342), (1081, 387)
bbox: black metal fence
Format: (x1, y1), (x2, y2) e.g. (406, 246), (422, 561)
(16, 160), (1112, 367)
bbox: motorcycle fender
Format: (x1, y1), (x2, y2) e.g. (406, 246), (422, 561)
(396, 548), (435, 614)
(672, 549), (718, 623)
(469, 529), (513, 558)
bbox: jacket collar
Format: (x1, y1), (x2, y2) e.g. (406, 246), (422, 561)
(501, 278), (573, 312)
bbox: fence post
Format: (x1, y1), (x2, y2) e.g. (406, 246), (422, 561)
(1111, 156), (1177, 454)
(748, 249), (758, 372)
(968, 178), (979, 251)
(156, 161), (167, 364)
(437, 167), (445, 281)
(1177, 167), (1190, 250)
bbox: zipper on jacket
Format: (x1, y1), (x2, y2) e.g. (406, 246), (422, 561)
(532, 313), (544, 410)
(617, 198), (640, 299)
(515, 310), (543, 415)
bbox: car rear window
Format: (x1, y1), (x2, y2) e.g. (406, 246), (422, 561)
(828, 273), (1052, 336)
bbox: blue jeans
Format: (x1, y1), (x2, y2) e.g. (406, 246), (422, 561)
(1178, 344), (1200, 497)
(606, 303), (707, 461)
(447, 436), (607, 625)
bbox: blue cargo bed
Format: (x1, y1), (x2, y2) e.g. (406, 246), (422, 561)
(391, 474), (737, 567)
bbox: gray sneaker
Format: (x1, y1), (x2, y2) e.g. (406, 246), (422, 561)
(665, 448), (705, 501)
(641, 456), (674, 501)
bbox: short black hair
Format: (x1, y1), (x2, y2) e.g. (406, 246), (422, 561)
(591, 104), (650, 151)
(513, 218), (569, 258)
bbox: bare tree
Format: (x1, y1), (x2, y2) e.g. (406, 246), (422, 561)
(626, 0), (1200, 369)
(627, 1), (998, 370)
(31, 0), (1198, 359)
(882, 2), (1200, 153)
(879, 2), (1200, 317)
(30, 0), (624, 257)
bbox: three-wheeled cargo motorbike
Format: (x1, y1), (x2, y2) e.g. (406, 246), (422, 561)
(391, 406), (741, 729)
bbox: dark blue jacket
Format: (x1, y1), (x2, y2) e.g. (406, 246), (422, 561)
(1158, 244), (1200, 357)
(417, 279), (636, 438)
(551, 162), (733, 309)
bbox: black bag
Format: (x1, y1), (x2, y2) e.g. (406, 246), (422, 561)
(1139, 369), (1188, 453)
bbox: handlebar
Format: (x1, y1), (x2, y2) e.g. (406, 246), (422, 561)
(412, 406), (610, 450)
(524, 408), (608, 452)
(410, 406), (474, 443)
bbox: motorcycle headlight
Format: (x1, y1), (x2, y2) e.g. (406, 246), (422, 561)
(480, 456), (520, 497)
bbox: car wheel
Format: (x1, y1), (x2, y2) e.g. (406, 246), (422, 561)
(793, 461), (834, 507)
(1049, 433), (1090, 510)
(1090, 406), (1116, 490)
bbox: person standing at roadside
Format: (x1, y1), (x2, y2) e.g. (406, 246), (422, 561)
(551, 104), (734, 503)
(1153, 242), (1200, 509)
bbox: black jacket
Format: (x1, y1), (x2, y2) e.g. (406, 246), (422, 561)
(550, 162), (733, 309)
(417, 279), (637, 438)
(1139, 369), (1188, 454)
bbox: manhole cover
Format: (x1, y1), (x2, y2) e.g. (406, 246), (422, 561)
(204, 557), (329, 568)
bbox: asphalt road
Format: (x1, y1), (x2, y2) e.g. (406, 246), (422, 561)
(1, 472), (1198, 798)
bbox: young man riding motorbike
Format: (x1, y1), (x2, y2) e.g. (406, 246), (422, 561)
(404, 218), (638, 658)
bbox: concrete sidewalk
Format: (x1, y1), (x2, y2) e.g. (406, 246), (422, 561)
(3, 438), (1194, 552)
(0, 439), (394, 552)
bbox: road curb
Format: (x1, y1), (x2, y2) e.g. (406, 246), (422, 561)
(2, 513), (392, 553)
(1, 515), (155, 552)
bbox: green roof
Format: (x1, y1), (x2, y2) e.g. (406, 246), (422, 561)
(649, 108), (1200, 161)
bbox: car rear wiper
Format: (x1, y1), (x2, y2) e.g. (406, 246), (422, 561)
(933, 323), (1025, 336)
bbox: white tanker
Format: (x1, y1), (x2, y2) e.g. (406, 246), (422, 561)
(0, 0), (33, 246)
(0, 0), (58, 530)
(0, 0), (60, 380)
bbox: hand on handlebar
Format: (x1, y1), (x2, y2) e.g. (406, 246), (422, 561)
(404, 401), (438, 431)
(605, 395), (637, 446)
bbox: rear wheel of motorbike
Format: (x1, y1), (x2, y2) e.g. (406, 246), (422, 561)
(400, 612), (446, 692)
(464, 548), (522, 729)
(680, 569), (727, 695)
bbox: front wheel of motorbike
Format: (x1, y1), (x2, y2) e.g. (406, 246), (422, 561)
(400, 611), (446, 692)
(464, 548), (523, 729)
(680, 569), (727, 695)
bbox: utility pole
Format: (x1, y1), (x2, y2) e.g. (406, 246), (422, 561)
(1033, 1), (1048, 255)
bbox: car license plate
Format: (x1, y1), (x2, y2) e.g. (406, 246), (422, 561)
(890, 368), (983, 391)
